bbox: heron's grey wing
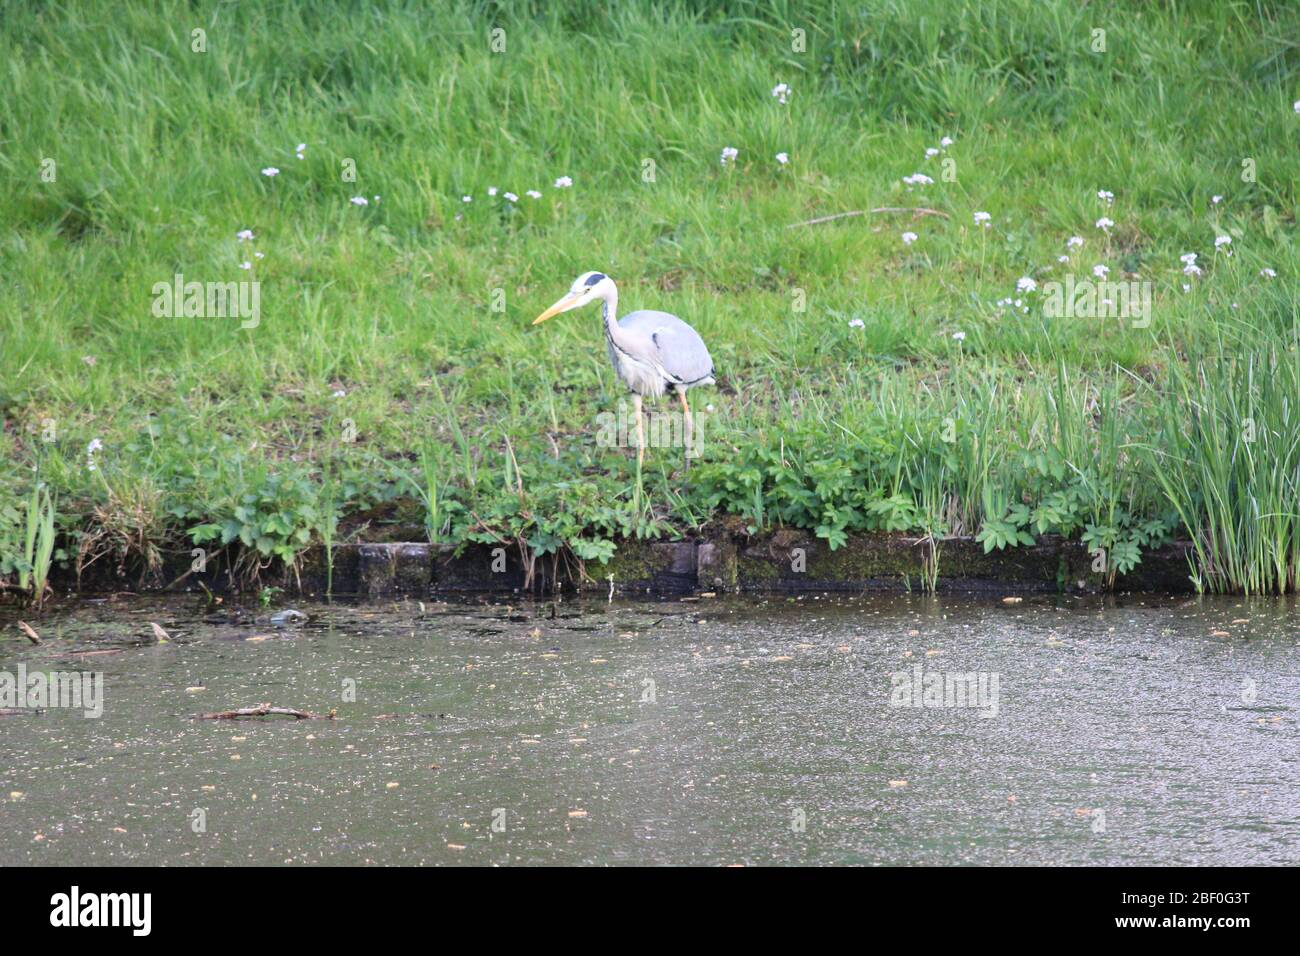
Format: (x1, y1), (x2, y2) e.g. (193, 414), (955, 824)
(619, 310), (715, 386)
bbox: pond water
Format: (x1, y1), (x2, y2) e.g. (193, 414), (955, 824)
(1, 593), (1296, 866)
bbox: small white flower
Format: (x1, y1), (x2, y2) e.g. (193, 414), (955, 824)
(1180, 252), (1198, 265)
(349, 196), (368, 206)
(1097, 190), (1114, 204)
(87, 438), (103, 454)
(1260, 267), (1277, 278)
(1067, 236), (1084, 248)
(526, 190), (542, 199)
(333, 389), (347, 398)
(1214, 234), (1231, 248)
(295, 143), (306, 159)
(1183, 263), (1202, 276)
(462, 195), (472, 203)
(236, 229), (254, 242)
(952, 331), (965, 341)
(901, 231), (918, 245)
(373, 195), (380, 203)
(925, 147), (939, 158)
(1211, 195), (1222, 204)
(997, 298), (1013, 307)
(554, 176), (573, 188)
(1096, 217), (1114, 231)
(771, 83), (791, 104)
(261, 167), (279, 177)
(940, 136), (954, 148)
(1016, 276), (1037, 293)
(488, 187), (498, 196)
(1014, 298), (1023, 308)
(848, 318), (865, 329)
(775, 152), (789, 165)
(1182, 283), (1191, 292)
(1093, 264), (1109, 278)
(1294, 100), (1300, 114)
(902, 173), (934, 186)
(254, 251), (264, 259)
(720, 146), (739, 166)
(239, 261), (252, 270)
(504, 192), (518, 202)
(1057, 255), (1070, 263)
(973, 211), (991, 226)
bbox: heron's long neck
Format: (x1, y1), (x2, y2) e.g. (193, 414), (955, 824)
(600, 285), (634, 353)
(600, 285), (618, 328)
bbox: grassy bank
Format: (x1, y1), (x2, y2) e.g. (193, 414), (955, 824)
(2, 0), (1299, 597)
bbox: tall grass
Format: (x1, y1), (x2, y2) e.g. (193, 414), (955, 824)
(1151, 351), (1300, 595)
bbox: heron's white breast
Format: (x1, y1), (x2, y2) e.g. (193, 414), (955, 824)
(607, 341), (669, 397)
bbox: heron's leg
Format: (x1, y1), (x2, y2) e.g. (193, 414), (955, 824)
(677, 388), (694, 469)
(632, 393), (645, 469)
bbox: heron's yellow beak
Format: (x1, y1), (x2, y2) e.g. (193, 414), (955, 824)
(532, 293), (582, 325)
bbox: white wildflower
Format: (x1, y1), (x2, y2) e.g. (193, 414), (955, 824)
(554, 176), (573, 188)
(901, 231), (918, 245)
(1016, 276), (1037, 293)
(261, 167), (279, 177)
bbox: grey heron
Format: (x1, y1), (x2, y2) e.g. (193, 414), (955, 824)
(532, 272), (714, 466)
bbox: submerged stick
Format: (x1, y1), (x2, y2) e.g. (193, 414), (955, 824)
(786, 206), (950, 228)
(197, 703), (336, 720)
(17, 622), (42, 645)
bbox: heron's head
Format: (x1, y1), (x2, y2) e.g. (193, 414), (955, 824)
(532, 272), (614, 325)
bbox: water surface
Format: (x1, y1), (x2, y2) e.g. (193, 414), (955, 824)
(2, 593), (1296, 865)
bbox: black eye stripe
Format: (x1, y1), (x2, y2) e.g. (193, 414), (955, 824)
(584, 273), (606, 287)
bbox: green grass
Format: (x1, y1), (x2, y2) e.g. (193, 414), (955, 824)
(2, 0), (1299, 593)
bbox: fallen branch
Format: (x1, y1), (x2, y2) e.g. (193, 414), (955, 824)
(197, 703), (336, 720)
(787, 206), (950, 228)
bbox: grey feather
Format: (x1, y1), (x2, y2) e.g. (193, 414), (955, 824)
(618, 310), (715, 387)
